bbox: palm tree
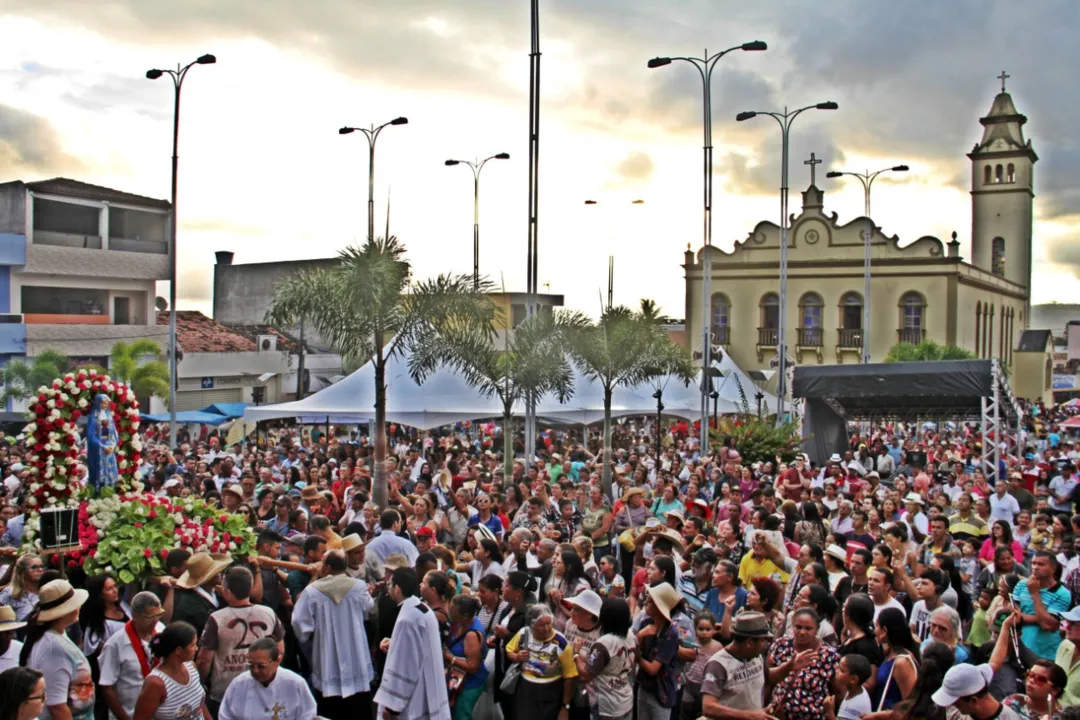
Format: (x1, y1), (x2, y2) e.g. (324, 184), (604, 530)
(566, 304), (695, 493)
(265, 237), (496, 507)
(109, 340), (171, 406)
(416, 309), (586, 477)
(0, 350), (72, 406)
(885, 340), (976, 363)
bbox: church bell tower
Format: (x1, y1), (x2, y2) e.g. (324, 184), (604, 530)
(968, 72), (1037, 292)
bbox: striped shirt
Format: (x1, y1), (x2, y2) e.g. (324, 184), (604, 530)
(149, 662), (205, 719)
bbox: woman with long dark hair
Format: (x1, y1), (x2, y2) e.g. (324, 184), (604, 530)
(871, 607), (920, 711)
(494, 572), (537, 720)
(795, 501), (828, 547)
(0, 666), (45, 720)
(547, 551), (590, 633)
(787, 583), (838, 646)
(445, 595), (488, 720)
(81, 573), (129, 658)
(978, 519), (1025, 567)
(838, 594), (884, 679)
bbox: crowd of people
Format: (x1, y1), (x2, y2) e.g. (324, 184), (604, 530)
(1, 402), (1080, 720)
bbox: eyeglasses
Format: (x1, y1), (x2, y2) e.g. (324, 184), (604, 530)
(1027, 673), (1051, 686)
(27, 694), (45, 702)
(248, 661), (276, 671)
(25, 565), (44, 571)
(929, 623), (951, 632)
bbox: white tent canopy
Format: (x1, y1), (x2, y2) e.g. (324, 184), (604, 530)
(243, 346), (777, 430)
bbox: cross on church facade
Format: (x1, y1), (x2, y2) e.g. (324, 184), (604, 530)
(804, 152), (822, 186)
(998, 70), (1010, 92)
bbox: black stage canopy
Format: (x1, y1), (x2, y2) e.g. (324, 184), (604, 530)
(794, 360), (1019, 464)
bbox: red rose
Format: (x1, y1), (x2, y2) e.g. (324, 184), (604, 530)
(219, 514), (228, 524)
(148, 511), (157, 519)
(67, 560), (77, 570)
(143, 548), (153, 558)
(134, 523), (143, 529)
(222, 532), (232, 544)
(72, 410), (81, 420)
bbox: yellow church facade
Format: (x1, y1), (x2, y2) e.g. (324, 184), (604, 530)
(682, 83), (1035, 381)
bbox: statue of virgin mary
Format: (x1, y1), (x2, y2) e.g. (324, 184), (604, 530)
(87, 393), (120, 491)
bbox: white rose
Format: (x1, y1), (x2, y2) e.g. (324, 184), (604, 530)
(46, 399), (56, 409)
(78, 398), (88, 409)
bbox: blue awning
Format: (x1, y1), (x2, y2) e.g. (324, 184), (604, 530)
(200, 402), (249, 418)
(142, 410), (230, 425)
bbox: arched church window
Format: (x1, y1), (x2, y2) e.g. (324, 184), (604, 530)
(995, 164), (1003, 183)
(760, 293), (779, 330)
(798, 293), (824, 346)
(991, 237), (1006, 277)
(899, 291), (925, 344)
(840, 292), (863, 330)
(1006, 164), (1015, 183)
(984, 166), (992, 185)
(711, 293), (730, 345)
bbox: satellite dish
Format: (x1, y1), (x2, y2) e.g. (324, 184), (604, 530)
(155, 297), (168, 311)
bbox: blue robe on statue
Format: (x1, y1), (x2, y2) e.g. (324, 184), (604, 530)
(87, 394), (120, 491)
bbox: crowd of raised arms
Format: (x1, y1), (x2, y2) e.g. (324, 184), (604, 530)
(1, 401), (1080, 720)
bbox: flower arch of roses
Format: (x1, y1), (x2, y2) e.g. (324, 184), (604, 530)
(23, 368), (142, 510)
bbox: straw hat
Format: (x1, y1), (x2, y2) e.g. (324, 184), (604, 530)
(645, 582), (681, 621)
(222, 483), (244, 500)
(623, 487), (647, 501)
(341, 534), (364, 553)
(176, 552), (233, 589)
(825, 544), (848, 563)
(36, 580), (89, 623)
(300, 486), (321, 502)
(385, 553), (410, 571)
(652, 528), (685, 555)
(663, 508), (685, 526)
(0, 604), (27, 632)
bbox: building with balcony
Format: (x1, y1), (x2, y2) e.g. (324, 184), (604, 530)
(0, 178), (171, 380)
(682, 82), (1036, 395)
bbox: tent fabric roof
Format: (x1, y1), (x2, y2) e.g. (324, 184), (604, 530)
(244, 347), (776, 429)
(793, 359), (1015, 421)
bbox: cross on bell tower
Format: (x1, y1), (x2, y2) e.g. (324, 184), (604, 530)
(997, 70), (1010, 93)
(804, 152), (822, 186)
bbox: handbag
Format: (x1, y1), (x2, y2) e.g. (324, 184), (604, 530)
(499, 629), (529, 694)
(618, 506), (638, 553)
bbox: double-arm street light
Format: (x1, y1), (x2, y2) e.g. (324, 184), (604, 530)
(584, 198), (645, 308)
(735, 101), (839, 425)
(146, 53), (216, 450)
(647, 39), (766, 455)
(825, 164), (909, 364)
(445, 153), (510, 290)
(339, 117), (409, 242)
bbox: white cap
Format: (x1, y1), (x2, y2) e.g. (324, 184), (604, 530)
(932, 664), (994, 707)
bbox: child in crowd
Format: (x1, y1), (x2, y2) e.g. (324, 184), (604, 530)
(681, 612), (724, 720)
(827, 654), (873, 720)
(1029, 513), (1052, 552)
(958, 540), (979, 598)
(967, 587), (995, 647)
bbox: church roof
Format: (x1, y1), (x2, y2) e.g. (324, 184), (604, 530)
(971, 89), (1036, 159)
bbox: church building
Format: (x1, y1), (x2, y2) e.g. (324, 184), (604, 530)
(682, 80), (1036, 381)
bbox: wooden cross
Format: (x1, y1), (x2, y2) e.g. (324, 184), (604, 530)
(804, 152), (822, 186)
(998, 70), (1010, 93)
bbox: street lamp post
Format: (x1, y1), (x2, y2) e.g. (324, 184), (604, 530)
(825, 165), (909, 363)
(736, 102), (839, 426)
(652, 389), (664, 462)
(339, 117), (409, 242)
(445, 153), (510, 290)
(647, 40), (766, 455)
(146, 53), (216, 450)
(584, 199), (645, 308)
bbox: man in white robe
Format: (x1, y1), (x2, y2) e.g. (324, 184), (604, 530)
(293, 550), (375, 720)
(374, 567), (451, 720)
(219, 637), (316, 720)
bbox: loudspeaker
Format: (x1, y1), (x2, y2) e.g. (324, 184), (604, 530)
(38, 507), (79, 550)
(908, 451), (928, 468)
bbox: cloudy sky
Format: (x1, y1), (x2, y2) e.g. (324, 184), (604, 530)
(2, 1), (1078, 319)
